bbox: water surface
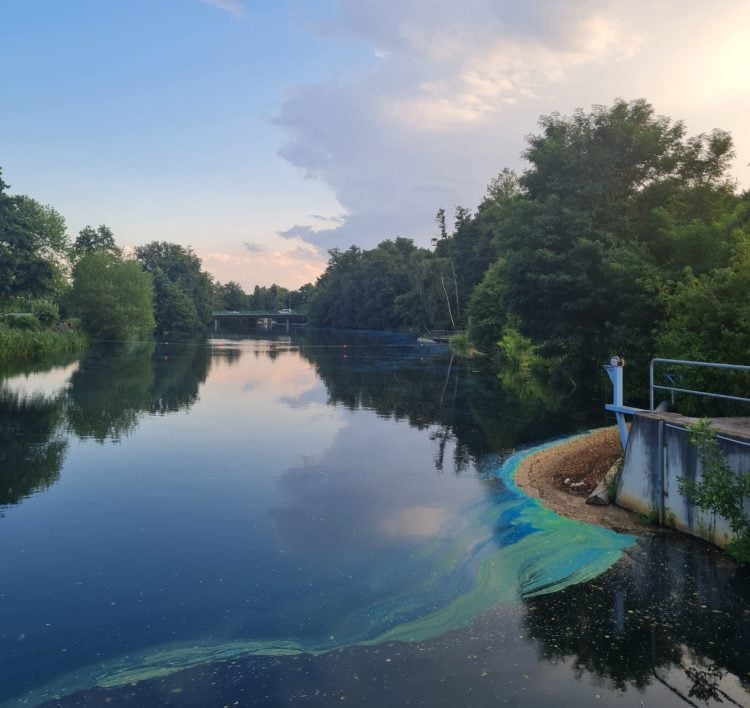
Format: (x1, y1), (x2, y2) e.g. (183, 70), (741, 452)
(1, 331), (748, 706)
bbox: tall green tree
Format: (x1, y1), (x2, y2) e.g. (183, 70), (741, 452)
(215, 280), (249, 311)
(0, 171), (70, 302)
(135, 241), (213, 337)
(72, 224), (120, 259)
(308, 238), (421, 329)
(69, 252), (155, 340)
(470, 99), (738, 368)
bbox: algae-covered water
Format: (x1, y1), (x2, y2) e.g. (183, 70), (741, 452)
(1, 330), (749, 706)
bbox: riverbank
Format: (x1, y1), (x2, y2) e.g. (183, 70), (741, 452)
(514, 426), (645, 534)
(0, 326), (87, 363)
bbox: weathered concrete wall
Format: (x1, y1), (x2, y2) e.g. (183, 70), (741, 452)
(616, 413), (750, 547)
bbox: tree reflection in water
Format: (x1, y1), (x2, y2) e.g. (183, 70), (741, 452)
(0, 388), (66, 508)
(65, 341), (213, 441)
(524, 535), (750, 703)
(296, 329), (598, 474)
(0, 341), (215, 509)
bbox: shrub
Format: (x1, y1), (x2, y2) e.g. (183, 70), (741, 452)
(6, 314), (40, 331)
(448, 333), (472, 356)
(32, 300), (60, 328)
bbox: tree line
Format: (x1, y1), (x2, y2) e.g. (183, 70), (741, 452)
(4, 98), (749, 377)
(307, 99), (750, 383)
(0, 176), (312, 343)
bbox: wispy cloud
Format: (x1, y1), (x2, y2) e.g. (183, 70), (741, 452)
(243, 241), (265, 252)
(310, 214), (345, 224)
(196, 0), (246, 19)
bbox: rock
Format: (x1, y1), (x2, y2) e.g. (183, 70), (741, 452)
(586, 457), (622, 506)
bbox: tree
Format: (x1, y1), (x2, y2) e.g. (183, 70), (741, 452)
(475, 99), (738, 369)
(216, 281), (248, 311)
(135, 241), (213, 337)
(656, 235), (750, 365)
(151, 268), (201, 339)
(0, 171), (70, 302)
(72, 224), (120, 258)
(68, 252), (155, 340)
(308, 239), (422, 329)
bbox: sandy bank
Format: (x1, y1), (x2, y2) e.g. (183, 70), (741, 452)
(515, 427), (645, 534)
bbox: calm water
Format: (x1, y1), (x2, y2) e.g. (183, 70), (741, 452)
(1, 330), (749, 707)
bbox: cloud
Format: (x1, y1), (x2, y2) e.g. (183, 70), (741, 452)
(200, 239), (326, 289)
(275, 1), (750, 252)
(310, 214), (345, 224)
(196, 0), (246, 18)
(277, 224), (317, 240)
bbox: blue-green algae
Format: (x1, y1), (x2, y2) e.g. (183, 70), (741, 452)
(14, 435), (635, 706)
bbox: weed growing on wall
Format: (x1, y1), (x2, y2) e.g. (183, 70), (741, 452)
(679, 419), (750, 563)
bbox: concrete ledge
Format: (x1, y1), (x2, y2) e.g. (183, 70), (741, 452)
(616, 413), (750, 547)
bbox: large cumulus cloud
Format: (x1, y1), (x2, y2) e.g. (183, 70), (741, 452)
(274, 0), (750, 251)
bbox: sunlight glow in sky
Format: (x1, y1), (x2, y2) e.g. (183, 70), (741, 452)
(2, 0), (749, 289)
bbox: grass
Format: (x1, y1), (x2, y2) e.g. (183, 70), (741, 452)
(0, 325), (87, 363)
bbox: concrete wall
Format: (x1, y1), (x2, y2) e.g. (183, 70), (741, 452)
(616, 413), (750, 547)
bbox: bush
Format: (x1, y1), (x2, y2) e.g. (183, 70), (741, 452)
(32, 300), (60, 328)
(5, 314), (40, 331)
(448, 333), (472, 356)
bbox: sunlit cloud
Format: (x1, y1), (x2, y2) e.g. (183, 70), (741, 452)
(276, 0), (750, 254)
(199, 238), (326, 289)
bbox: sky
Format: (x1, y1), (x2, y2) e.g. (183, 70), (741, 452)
(2, 0), (749, 290)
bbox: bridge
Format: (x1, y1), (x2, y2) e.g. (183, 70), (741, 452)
(211, 310), (308, 332)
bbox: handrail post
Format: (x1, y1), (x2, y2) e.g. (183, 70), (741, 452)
(604, 358), (629, 449)
(649, 359), (655, 412)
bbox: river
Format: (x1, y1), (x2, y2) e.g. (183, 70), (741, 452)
(1, 330), (748, 706)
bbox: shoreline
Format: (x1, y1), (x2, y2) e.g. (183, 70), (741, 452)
(514, 426), (646, 535)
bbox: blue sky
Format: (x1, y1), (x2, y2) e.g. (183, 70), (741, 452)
(2, 1), (749, 289)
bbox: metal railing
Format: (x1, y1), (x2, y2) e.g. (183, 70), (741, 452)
(649, 357), (750, 412)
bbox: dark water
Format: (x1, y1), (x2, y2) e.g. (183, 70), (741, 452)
(1, 330), (748, 707)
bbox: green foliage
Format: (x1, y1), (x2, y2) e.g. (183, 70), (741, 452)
(309, 238), (423, 329)
(216, 280), (248, 311)
(32, 300), (59, 328)
(470, 100), (738, 371)
(5, 314), (40, 331)
(656, 226), (750, 365)
(0, 324), (86, 362)
(494, 325), (562, 408)
(0, 173), (70, 301)
(152, 268), (201, 339)
(448, 333), (471, 356)
(679, 420), (750, 562)
(248, 283), (290, 311)
(72, 224), (120, 259)
(497, 326), (543, 379)
(467, 260), (508, 353)
(135, 241), (213, 337)
(69, 252), (155, 341)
